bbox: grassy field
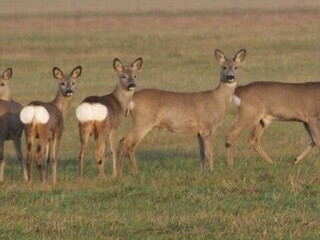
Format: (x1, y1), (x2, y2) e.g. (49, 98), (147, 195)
(1, 0), (320, 239)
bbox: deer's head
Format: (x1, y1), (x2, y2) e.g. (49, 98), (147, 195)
(0, 68), (13, 99)
(53, 66), (82, 97)
(215, 49), (246, 85)
(113, 58), (143, 91)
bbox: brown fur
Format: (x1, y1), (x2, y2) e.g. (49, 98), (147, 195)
(116, 49), (246, 176)
(23, 66), (81, 184)
(78, 58), (143, 177)
(226, 81), (320, 165)
(0, 68), (27, 182)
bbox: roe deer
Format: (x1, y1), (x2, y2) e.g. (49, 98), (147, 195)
(0, 68), (28, 182)
(116, 49), (246, 176)
(76, 58), (143, 177)
(20, 66), (82, 183)
(226, 81), (320, 166)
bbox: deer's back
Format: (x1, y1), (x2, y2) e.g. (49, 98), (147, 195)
(235, 81), (320, 120)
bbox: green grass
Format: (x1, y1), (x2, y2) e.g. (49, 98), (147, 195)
(1, 1), (320, 239)
(2, 158), (320, 239)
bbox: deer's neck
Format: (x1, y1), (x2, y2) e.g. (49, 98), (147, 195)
(52, 90), (73, 119)
(216, 81), (237, 103)
(111, 84), (134, 111)
(0, 88), (12, 101)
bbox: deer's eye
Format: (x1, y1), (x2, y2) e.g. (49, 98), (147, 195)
(71, 82), (75, 86)
(121, 75), (127, 80)
(223, 66), (227, 70)
(234, 66), (238, 70)
(0, 83), (4, 87)
(61, 82), (66, 86)
(133, 75), (136, 79)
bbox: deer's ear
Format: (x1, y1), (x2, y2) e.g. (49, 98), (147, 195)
(215, 49), (226, 65)
(53, 67), (64, 80)
(70, 66), (82, 79)
(2, 68), (13, 80)
(113, 58), (124, 73)
(131, 57), (143, 71)
(234, 49), (246, 63)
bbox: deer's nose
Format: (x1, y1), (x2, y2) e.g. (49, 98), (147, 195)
(127, 83), (136, 91)
(227, 75), (235, 81)
(66, 89), (73, 96)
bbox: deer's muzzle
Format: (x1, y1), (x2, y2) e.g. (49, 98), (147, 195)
(227, 75), (235, 81)
(127, 83), (136, 91)
(66, 89), (74, 96)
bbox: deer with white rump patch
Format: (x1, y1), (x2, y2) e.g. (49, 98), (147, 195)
(20, 66), (82, 183)
(76, 57), (143, 177)
(0, 68), (28, 182)
(226, 80), (320, 166)
(116, 49), (246, 176)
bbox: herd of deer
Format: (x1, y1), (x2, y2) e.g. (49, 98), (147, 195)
(1, 49), (319, 184)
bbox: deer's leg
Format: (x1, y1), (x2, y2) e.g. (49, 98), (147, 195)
(78, 122), (92, 178)
(197, 134), (205, 169)
(13, 137), (28, 182)
(25, 125), (35, 182)
(294, 120), (319, 164)
(0, 140), (5, 182)
(226, 114), (260, 166)
(198, 131), (214, 171)
(51, 136), (61, 185)
(204, 134), (214, 171)
(34, 126), (49, 183)
(117, 126), (152, 176)
(294, 123), (316, 164)
(109, 130), (117, 177)
(45, 142), (50, 180)
(249, 119), (274, 164)
(35, 142), (46, 182)
(94, 130), (107, 178)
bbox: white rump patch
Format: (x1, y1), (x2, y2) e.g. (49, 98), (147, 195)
(75, 103), (92, 122)
(91, 103), (108, 121)
(76, 102), (108, 123)
(20, 106), (35, 124)
(34, 106), (50, 124)
(232, 95), (241, 106)
(20, 105), (50, 124)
